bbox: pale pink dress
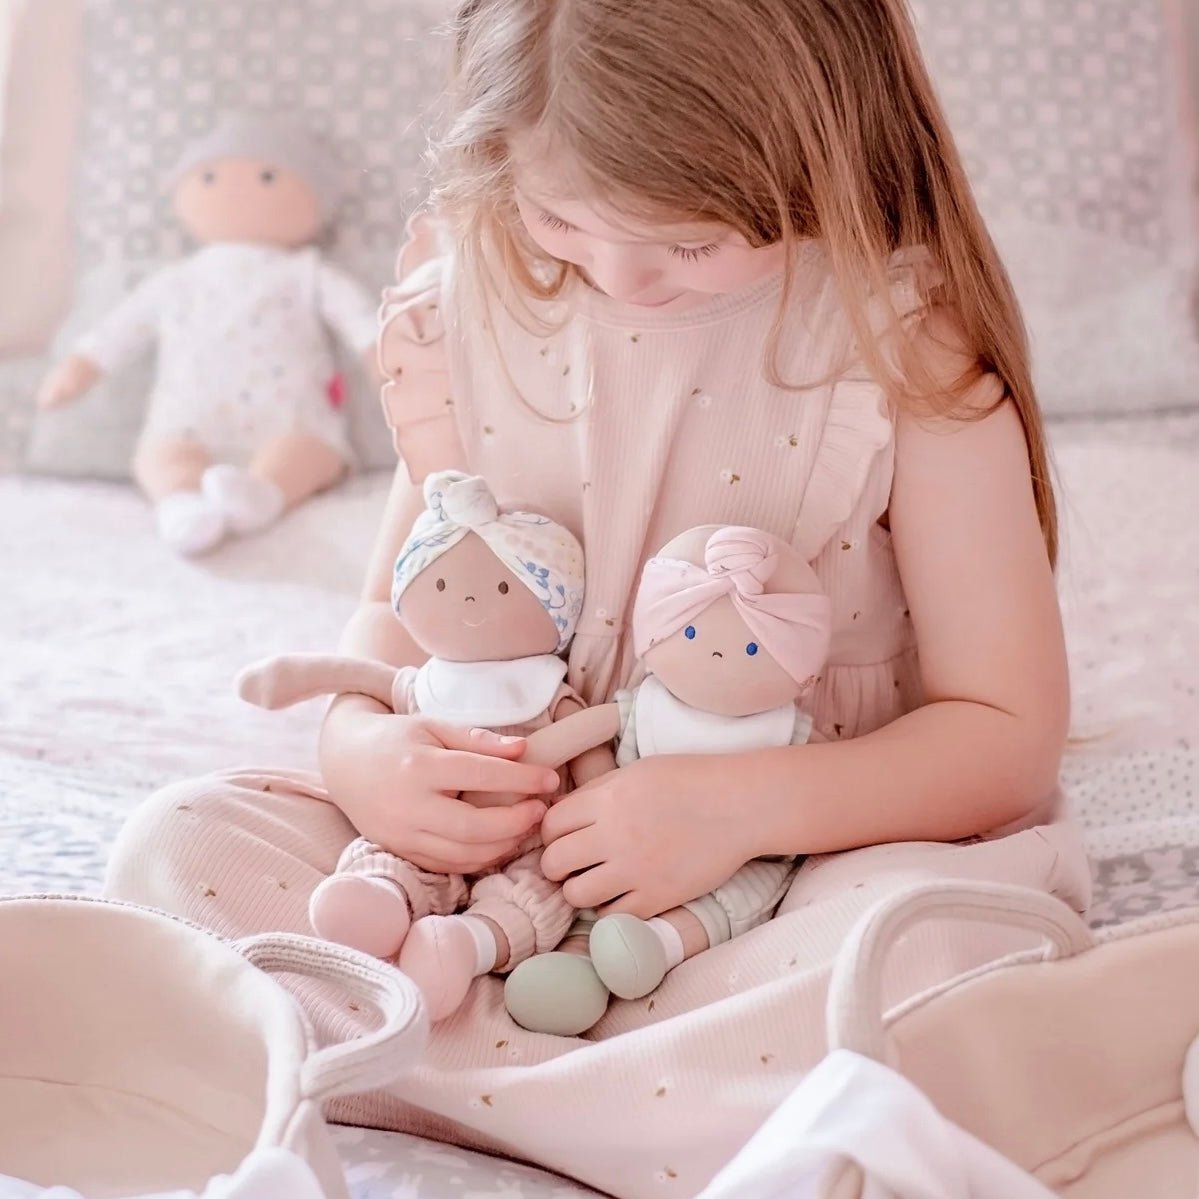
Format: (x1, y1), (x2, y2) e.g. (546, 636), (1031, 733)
(103, 230), (1090, 1199)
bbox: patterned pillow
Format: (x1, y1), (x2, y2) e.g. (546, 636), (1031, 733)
(913, 0), (1199, 416)
(3, 0), (453, 478)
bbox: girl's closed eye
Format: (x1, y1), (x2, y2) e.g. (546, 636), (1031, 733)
(537, 210), (575, 234)
(669, 243), (721, 262)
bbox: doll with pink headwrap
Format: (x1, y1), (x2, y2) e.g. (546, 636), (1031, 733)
(503, 525), (832, 1036)
(238, 470), (594, 1022)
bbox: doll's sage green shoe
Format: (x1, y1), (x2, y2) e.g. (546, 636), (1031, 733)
(504, 951), (611, 1036)
(589, 914), (668, 1000)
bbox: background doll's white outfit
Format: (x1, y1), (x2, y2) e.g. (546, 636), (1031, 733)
(615, 674), (815, 943)
(74, 243), (376, 464)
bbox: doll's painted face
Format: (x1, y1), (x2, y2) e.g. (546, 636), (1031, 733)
(398, 533), (561, 663)
(173, 157), (323, 247)
(643, 594), (809, 718)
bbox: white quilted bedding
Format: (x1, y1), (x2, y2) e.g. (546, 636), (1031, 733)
(0, 413), (1196, 1197)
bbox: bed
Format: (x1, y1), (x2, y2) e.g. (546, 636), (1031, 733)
(2, 412), (1197, 1197)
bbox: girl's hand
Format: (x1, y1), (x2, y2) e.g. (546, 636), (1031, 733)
(319, 703), (560, 874)
(539, 754), (759, 918)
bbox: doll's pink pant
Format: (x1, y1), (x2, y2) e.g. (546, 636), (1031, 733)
(337, 836), (575, 969)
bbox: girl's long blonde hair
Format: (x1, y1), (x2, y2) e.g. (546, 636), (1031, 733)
(433, 0), (1057, 563)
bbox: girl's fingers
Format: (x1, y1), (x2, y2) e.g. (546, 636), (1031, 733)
(562, 864), (629, 912)
(597, 891), (655, 920)
(539, 826), (604, 882)
(429, 796), (547, 845)
(427, 722), (530, 759)
(428, 747), (559, 796)
(412, 832), (528, 873)
(539, 791), (597, 845)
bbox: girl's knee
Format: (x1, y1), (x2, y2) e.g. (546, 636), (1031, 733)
(104, 774), (237, 905)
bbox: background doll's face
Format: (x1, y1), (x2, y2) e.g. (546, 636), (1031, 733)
(399, 533), (561, 663)
(173, 157), (323, 247)
(643, 595), (805, 717)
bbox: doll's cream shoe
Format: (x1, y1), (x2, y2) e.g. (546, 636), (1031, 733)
(504, 951), (610, 1036)
(201, 464), (285, 536)
(155, 490), (227, 556)
(589, 914), (669, 1000)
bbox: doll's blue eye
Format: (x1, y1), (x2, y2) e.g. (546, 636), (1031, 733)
(746, 642), (759, 656)
(684, 626), (696, 640)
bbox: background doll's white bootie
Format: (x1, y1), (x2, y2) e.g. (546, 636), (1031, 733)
(202, 464), (285, 537)
(155, 490), (227, 556)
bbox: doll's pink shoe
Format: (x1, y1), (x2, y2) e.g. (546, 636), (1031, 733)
(308, 874), (412, 958)
(397, 916), (480, 1022)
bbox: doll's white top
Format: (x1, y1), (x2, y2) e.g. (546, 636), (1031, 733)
(73, 242), (377, 465)
(615, 674), (813, 767)
(407, 654), (570, 729)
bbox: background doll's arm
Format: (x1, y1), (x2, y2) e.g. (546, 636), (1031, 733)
(72, 267), (172, 378)
(314, 258), (380, 361)
(39, 268), (172, 408)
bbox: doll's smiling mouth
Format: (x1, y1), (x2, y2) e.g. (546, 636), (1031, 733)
(463, 617), (490, 629)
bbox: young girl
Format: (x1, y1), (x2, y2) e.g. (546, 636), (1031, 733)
(105, 0), (1089, 1171)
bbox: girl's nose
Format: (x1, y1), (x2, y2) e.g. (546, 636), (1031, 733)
(588, 244), (661, 301)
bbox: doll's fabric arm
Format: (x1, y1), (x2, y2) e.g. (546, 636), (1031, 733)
(238, 653), (410, 713)
(315, 259), (379, 355)
(72, 267), (172, 375)
(524, 702), (622, 773)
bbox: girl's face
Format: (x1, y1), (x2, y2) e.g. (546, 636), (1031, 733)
(513, 168), (787, 311)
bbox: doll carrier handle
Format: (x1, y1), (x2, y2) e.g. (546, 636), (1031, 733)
(238, 932), (428, 1101)
(826, 881), (1094, 1063)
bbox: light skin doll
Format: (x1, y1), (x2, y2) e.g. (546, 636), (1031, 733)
(36, 113), (380, 557)
(237, 471), (608, 1024)
(502, 526), (833, 1036)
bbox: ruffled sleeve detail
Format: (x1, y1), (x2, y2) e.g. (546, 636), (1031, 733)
(792, 379), (894, 561)
(793, 246), (939, 560)
(377, 210), (465, 481)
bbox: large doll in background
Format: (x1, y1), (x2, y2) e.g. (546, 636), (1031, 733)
(36, 114), (380, 556)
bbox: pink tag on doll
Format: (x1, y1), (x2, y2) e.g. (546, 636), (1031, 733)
(326, 373), (347, 409)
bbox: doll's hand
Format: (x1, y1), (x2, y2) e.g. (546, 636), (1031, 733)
(539, 754), (759, 918)
(36, 354), (102, 409)
(320, 704), (559, 874)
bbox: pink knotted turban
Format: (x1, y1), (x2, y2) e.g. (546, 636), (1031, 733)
(633, 528), (832, 686)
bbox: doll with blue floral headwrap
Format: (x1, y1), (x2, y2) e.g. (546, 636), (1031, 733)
(237, 471), (598, 1023)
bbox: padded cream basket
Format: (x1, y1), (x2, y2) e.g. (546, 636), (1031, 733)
(704, 882), (1199, 1198)
(0, 895), (426, 1199)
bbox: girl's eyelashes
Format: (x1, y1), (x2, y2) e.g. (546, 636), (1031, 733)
(534, 209), (722, 261)
(537, 210), (575, 234)
(669, 243), (721, 262)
